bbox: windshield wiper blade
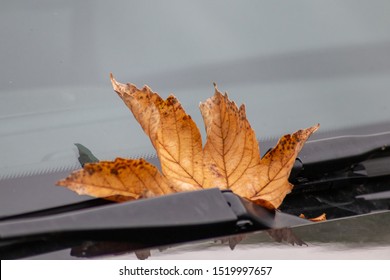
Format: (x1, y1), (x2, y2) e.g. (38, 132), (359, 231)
(0, 188), (309, 243)
(290, 131), (390, 186)
(0, 188), (311, 259)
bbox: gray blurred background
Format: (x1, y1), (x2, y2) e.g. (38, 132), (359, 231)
(2, 0), (390, 179)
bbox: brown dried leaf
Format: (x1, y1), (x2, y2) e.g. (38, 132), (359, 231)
(57, 158), (173, 201)
(111, 75), (203, 192)
(58, 74), (318, 209)
(200, 85), (261, 194)
(154, 95), (204, 192)
(110, 74), (162, 148)
(248, 125), (319, 209)
(299, 213), (327, 222)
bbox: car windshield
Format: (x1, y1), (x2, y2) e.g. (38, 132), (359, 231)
(2, 1), (390, 180)
(1, 1), (390, 261)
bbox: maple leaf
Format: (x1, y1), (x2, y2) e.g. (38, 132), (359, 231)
(57, 74), (319, 209)
(57, 158), (174, 200)
(299, 213), (327, 222)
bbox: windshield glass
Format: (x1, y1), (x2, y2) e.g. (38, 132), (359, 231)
(2, 1), (390, 179)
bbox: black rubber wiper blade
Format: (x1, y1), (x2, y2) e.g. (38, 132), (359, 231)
(0, 188), (309, 242)
(291, 131), (390, 184)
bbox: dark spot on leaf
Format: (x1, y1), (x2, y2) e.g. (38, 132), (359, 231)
(85, 167), (95, 175)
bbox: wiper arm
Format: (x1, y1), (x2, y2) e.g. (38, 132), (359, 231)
(0, 188), (310, 259)
(291, 131), (390, 186)
(0, 189), (309, 242)
(277, 131), (390, 220)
